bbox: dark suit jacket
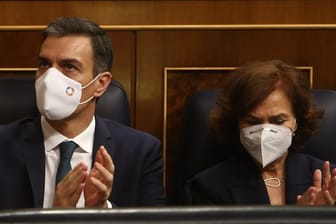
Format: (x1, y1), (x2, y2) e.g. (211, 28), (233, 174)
(190, 151), (334, 205)
(0, 116), (165, 209)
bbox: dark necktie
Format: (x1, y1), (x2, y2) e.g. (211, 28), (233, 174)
(56, 141), (77, 185)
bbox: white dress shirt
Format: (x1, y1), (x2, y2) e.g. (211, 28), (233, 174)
(42, 116), (95, 208)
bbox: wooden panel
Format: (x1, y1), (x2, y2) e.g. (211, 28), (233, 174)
(136, 29), (336, 203)
(0, 69), (36, 77)
(163, 67), (312, 203)
(163, 68), (232, 202)
(0, 30), (136, 123)
(0, 31), (41, 67)
(2, 0), (336, 206)
(2, 27), (336, 204)
(137, 29), (333, 135)
(1, 1), (336, 25)
(108, 31), (136, 121)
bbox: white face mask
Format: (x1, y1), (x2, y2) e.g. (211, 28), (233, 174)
(35, 67), (100, 120)
(240, 123), (294, 168)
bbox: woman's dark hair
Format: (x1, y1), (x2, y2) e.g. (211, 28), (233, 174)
(42, 17), (113, 75)
(210, 59), (323, 150)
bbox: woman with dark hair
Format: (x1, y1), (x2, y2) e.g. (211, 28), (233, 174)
(190, 60), (336, 206)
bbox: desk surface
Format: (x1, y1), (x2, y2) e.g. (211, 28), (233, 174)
(0, 206), (336, 224)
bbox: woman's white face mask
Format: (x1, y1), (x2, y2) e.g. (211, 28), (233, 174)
(35, 67), (100, 120)
(239, 122), (295, 168)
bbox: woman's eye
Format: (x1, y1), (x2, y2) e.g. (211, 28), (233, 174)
(248, 121), (260, 125)
(273, 119), (286, 125)
(243, 118), (261, 126)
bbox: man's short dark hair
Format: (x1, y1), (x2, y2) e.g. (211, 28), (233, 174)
(42, 17), (113, 75)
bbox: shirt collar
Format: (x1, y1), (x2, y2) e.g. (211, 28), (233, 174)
(41, 116), (96, 154)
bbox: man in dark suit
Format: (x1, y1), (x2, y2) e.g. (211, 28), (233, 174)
(0, 17), (165, 209)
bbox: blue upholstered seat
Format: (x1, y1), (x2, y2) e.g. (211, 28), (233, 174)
(0, 76), (130, 126)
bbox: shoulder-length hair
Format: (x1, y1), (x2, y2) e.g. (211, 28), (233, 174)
(210, 59), (323, 150)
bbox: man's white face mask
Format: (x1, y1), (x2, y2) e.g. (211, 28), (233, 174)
(35, 67), (100, 120)
(240, 122), (295, 168)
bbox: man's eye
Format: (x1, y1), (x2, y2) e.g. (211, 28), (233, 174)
(65, 64), (76, 71)
(38, 61), (50, 69)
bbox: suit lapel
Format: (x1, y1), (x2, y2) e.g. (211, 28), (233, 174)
(285, 153), (312, 204)
(20, 119), (45, 208)
(228, 153), (314, 205)
(92, 117), (113, 167)
(230, 172), (270, 204)
(17, 117), (118, 207)
(229, 154), (270, 204)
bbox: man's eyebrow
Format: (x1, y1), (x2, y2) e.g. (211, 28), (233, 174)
(37, 56), (49, 62)
(36, 57), (83, 67)
(60, 58), (81, 64)
(60, 58), (83, 67)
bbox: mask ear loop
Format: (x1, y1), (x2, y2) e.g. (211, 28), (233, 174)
(79, 73), (101, 105)
(79, 95), (95, 105)
(82, 73), (101, 89)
